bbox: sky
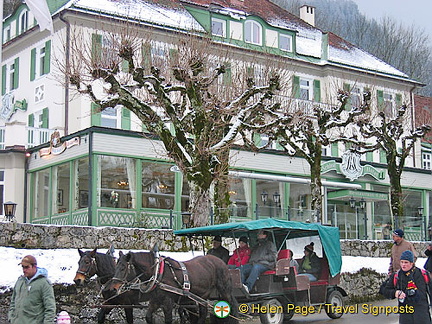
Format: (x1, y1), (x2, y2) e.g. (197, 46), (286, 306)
(0, 246), (427, 293)
(350, 0), (432, 47)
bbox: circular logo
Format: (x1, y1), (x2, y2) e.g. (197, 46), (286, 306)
(213, 300), (231, 318)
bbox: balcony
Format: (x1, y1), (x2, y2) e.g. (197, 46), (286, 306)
(27, 127), (56, 148)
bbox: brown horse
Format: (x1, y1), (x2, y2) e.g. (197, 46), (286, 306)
(73, 248), (142, 324)
(104, 247), (238, 324)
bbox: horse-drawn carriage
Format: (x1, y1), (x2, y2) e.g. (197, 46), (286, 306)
(74, 219), (347, 323)
(174, 218), (348, 324)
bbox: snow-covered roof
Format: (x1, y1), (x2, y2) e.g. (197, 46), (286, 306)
(68, 0), (205, 32)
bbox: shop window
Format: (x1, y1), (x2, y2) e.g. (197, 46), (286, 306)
(97, 156), (136, 209)
(228, 177), (252, 218)
(53, 163), (70, 214)
(75, 158), (89, 210)
(256, 179), (284, 219)
(142, 161), (175, 209)
(34, 168), (50, 218)
(0, 171), (4, 215)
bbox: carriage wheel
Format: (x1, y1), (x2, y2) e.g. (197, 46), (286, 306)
(259, 298), (287, 324)
(325, 290), (344, 319)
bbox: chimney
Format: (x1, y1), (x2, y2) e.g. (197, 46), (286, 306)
(300, 5), (315, 27)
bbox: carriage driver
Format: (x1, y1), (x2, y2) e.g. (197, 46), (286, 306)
(241, 230), (277, 293)
(207, 235), (229, 263)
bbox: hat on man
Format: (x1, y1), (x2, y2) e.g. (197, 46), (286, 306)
(400, 250), (414, 263)
(304, 242), (315, 253)
(239, 236), (248, 244)
(393, 229), (404, 238)
(213, 235), (222, 242)
(19, 255), (37, 266)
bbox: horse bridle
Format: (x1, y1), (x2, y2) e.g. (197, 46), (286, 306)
(76, 254), (98, 282)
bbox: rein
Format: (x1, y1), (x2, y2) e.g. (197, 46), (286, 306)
(76, 255), (98, 282)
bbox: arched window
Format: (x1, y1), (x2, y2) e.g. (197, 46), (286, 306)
(245, 20), (262, 45)
(19, 10), (29, 34)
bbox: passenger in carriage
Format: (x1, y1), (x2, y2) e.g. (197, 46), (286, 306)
(207, 235), (229, 264)
(228, 236), (251, 269)
(287, 249), (300, 274)
(298, 242), (321, 282)
(241, 230), (277, 293)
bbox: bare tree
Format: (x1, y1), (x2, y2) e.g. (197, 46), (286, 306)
(60, 27), (282, 227)
(354, 105), (431, 218)
(254, 90), (370, 222)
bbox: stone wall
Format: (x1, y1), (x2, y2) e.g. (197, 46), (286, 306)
(0, 222), (430, 322)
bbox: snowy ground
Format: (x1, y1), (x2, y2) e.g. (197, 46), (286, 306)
(0, 246), (426, 293)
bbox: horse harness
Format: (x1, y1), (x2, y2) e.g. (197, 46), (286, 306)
(76, 254), (114, 284)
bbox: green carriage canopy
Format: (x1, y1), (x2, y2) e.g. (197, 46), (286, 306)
(174, 219), (342, 277)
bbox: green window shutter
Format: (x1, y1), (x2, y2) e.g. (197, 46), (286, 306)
(121, 60), (129, 72)
(43, 40), (51, 75)
(91, 103), (101, 126)
(223, 62), (232, 85)
(41, 108), (49, 128)
(377, 90), (384, 111)
(142, 42), (152, 72)
(292, 76), (300, 99)
(313, 79), (321, 102)
(13, 58), (19, 89)
(28, 113), (34, 127)
(121, 108), (131, 130)
(91, 34), (102, 62)
(379, 149), (387, 164)
(30, 48), (36, 81)
(366, 151), (373, 162)
(343, 83), (351, 110)
(169, 48), (179, 66)
(395, 93), (402, 108)
(331, 142), (339, 157)
(2, 65), (6, 95)
(253, 133), (261, 146)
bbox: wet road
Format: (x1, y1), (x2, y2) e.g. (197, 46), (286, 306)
(245, 298), (400, 324)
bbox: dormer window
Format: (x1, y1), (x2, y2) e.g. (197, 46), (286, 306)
(279, 34), (292, 52)
(19, 10), (29, 34)
(211, 18), (226, 37)
(3, 25), (11, 44)
(245, 20), (262, 45)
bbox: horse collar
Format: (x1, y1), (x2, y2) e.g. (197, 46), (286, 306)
(178, 261), (190, 291)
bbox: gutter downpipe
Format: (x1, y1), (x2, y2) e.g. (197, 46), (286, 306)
(59, 13), (70, 136)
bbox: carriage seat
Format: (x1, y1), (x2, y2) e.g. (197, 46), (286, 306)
(295, 257), (329, 286)
(261, 249), (291, 276)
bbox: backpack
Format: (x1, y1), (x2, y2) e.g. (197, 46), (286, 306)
(379, 268), (431, 299)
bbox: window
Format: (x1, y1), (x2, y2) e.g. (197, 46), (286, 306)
(211, 18), (226, 37)
(279, 34), (292, 52)
(142, 162), (175, 209)
(53, 163), (70, 214)
(350, 87), (362, 108)
(3, 25), (11, 43)
(31, 41), (51, 80)
(2, 58), (19, 94)
(34, 168), (50, 218)
(97, 156), (135, 209)
(377, 90), (395, 117)
(300, 78), (312, 100)
(19, 10), (29, 34)
(423, 151), (431, 170)
(245, 20), (262, 45)
(101, 107), (119, 128)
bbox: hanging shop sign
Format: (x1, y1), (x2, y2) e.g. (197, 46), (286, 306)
(39, 131), (80, 157)
(321, 151), (385, 181)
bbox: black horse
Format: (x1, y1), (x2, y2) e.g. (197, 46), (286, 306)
(73, 248), (142, 324)
(104, 247), (238, 324)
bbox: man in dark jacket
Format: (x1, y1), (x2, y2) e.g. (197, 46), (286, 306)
(383, 250), (431, 324)
(207, 235), (229, 263)
(424, 243), (432, 272)
(241, 230), (277, 293)
(8, 255), (56, 324)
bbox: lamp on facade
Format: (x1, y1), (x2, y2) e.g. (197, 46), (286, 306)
(359, 198), (366, 210)
(273, 191), (281, 206)
(261, 191), (268, 205)
(3, 201), (17, 221)
(418, 206), (424, 217)
(181, 212), (192, 228)
(349, 197), (356, 209)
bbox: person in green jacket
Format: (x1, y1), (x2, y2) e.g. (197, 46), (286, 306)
(8, 255), (56, 324)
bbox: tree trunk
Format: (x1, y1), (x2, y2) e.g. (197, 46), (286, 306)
(188, 181), (211, 227)
(309, 152), (323, 223)
(387, 154), (404, 219)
